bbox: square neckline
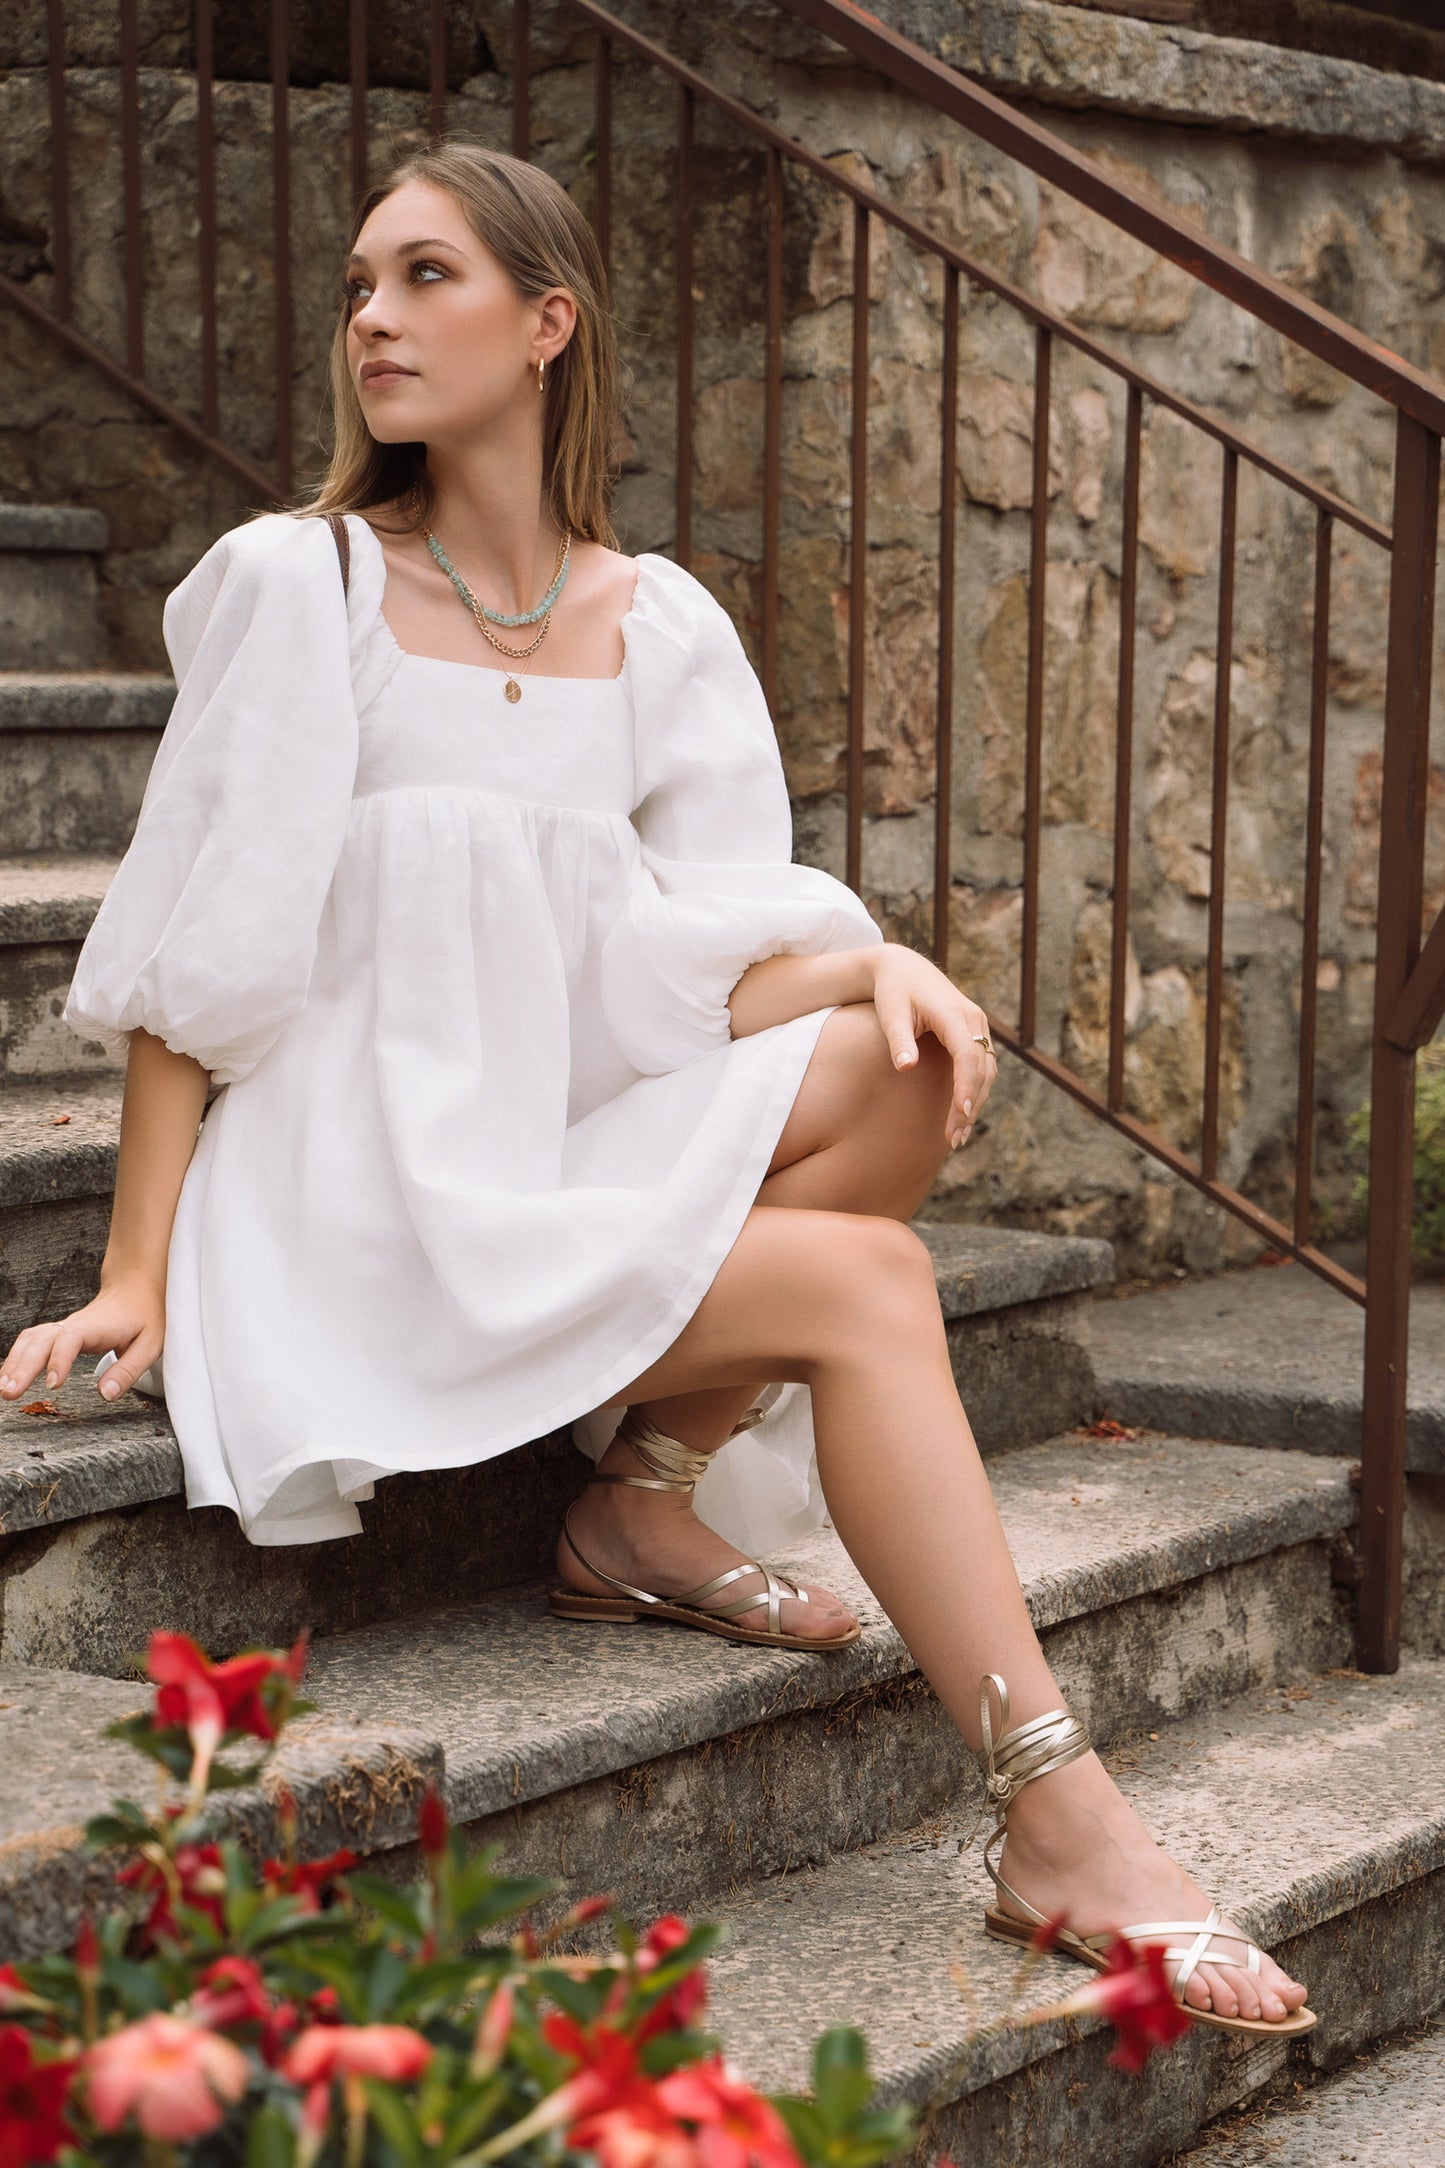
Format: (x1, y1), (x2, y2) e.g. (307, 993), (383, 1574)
(349, 513), (642, 687)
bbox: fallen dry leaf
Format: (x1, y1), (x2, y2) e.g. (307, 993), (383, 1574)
(1082, 1417), (1138, 1440)
(19, 1399), (60, 1415)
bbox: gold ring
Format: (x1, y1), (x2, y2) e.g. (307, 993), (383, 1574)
(973, 1035), (994, 1055)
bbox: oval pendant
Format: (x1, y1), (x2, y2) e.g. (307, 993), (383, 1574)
(504, 677), (522, 703)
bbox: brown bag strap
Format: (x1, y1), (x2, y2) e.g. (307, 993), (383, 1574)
(325, 511), (350, 600)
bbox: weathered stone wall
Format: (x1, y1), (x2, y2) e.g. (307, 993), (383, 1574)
(2, 0), (1443, 1275)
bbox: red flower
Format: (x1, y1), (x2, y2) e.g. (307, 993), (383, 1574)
(1028, 1909), (1071, 1958)
(1043, 1935), (1194, 2073)
(147, 1629), (309, 1783)
(83, 2013), (250, 2141)
(187, 1956), (272, 2031)
(627, 1915), (708, 2040)
(118, 1840), (228, 1950)
(543, 2010), (715, 2168)
(656, 2057), (802, 2168)
(260, 1847), (357, 1913)
(418, 1784), (449, 1862)
(0, 2025), (79, 2168)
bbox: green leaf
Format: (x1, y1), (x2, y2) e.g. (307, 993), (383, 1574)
(340, 1874), (426, 1941)
(638, 2028), (722, 2076)
(246, 2102), (298, 2168)
(535, 1967), (611, 2025)
(101, 1956), (171, 2014)
(435, 2078), (509, 2161)
(772, 2097), (833, 2164)
(457, 1878), (558, 1933)
(359, 2078), (427, 2168)
(365, 1940), (413, 2022)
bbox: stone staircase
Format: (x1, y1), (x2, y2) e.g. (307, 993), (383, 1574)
(1, 502), (1442, 2168)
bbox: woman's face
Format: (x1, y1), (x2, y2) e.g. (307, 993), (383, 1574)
(343, 177), (573, 447)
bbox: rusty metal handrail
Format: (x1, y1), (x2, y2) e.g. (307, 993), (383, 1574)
(773, 0), (1445, 440)
(7, 0), (1434, 1676)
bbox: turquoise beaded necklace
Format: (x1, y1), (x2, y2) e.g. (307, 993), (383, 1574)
(424, 527), (571, 626)
(408, 489), (573, 703)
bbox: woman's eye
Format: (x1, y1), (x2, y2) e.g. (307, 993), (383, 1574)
(342, 261), (445, 305)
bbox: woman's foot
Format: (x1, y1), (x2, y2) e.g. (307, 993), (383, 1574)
(991, 1750), (1310, 2023)
(554, 1433), (858, 1643)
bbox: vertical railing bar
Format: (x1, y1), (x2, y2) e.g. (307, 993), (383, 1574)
(594, 31), (612, 286)
(513, 0), (531, 161)
(1359, 414), (1440, 1673)
(195, 0), (218, 434)
(675, 81), (694, 570)
(1019, 323), (1051, 1046)
(349, 0), (368, 207)
(271, 0), (292, 495)
(429, 0), (447, 141)
(762, 145), (783, 721)
(933, 261), (959, 969)
(1108, 383), (1143, 1111)
(45, 0), (70, 321)
(1201, 444), (1239, 1182)
(846, 201), (870, 896)
(119, 0), (143, 375)
(1295, 507), (1333, 1251)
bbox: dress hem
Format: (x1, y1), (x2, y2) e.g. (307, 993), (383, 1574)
(191, 1003), (840, 1547)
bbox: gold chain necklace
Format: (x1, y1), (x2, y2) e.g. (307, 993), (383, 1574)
(411, 491), (571, 704)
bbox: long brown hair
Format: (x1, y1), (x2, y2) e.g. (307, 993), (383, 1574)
(288, 140), (627, 547)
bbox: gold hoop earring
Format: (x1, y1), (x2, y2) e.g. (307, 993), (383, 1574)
(537, 359), (546, 393)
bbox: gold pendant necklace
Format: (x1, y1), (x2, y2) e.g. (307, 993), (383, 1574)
(416, 497), (570, 704)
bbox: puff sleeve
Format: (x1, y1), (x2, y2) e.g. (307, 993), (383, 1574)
(62, 512), (369, 1087)
(598, 556), (882, 1076)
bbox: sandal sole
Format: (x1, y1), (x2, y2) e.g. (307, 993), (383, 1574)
(546, 1586), (862, 1651)
(983, 1904), (1318, 2038)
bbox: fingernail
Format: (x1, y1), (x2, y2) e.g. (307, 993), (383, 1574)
(46, 1370), (58, 1387)
(101, 1378), (120, 1398)
(963, 1098), (973, 1116)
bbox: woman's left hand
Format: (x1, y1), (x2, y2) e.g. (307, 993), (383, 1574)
(865, 944), (999, 1149)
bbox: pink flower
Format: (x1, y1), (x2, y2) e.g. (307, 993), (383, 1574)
(656, 2057), (802, 2168)
(0, 2025), (79, 2168)
(282, 2023), (434, 2146)
(282, 2022), (433, 2093)
(83, 2012), (250, 2140)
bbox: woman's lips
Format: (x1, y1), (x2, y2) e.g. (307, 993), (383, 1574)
(361, 368), (416, 388)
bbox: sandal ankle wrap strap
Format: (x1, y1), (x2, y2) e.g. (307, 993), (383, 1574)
(958, 1672), (1092, 1915)
(560, 1404), (814, 1636)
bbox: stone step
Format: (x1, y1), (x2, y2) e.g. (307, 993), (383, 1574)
(0, 852), (127, 1078)
(0, 507), (112, 672)
(701, 1652), (1445, 2168)
(0, 1430), (1358, 1955)
(0, 675), (172, 853)
(1172, 2011), (1445, 2165)
(1092, 1262), (1445, 1474)
(0, 1092), (1117, 1604)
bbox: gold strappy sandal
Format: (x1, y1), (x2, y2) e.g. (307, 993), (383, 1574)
(547, 1405), (861, 1651)
(959, 1672), (1318, 2041)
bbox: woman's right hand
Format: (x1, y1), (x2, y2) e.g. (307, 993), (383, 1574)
(0, 1271), (166, 1404)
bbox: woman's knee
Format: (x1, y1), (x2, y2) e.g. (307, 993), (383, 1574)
(806, 1213), (942, 1361)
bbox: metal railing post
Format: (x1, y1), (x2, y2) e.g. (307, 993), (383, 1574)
(1359, 412), (1440, 1672)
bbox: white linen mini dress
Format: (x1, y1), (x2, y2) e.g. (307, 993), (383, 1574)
(62, 510), (884, 1548)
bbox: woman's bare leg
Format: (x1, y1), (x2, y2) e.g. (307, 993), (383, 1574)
(591, 1201), (1310, 2028)
(556, 1006), (956, 1640)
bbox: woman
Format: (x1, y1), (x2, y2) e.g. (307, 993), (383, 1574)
(0, 143), (1313, 2042)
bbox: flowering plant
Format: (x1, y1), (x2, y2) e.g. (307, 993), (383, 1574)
(0, 1629), (1190, 2166)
